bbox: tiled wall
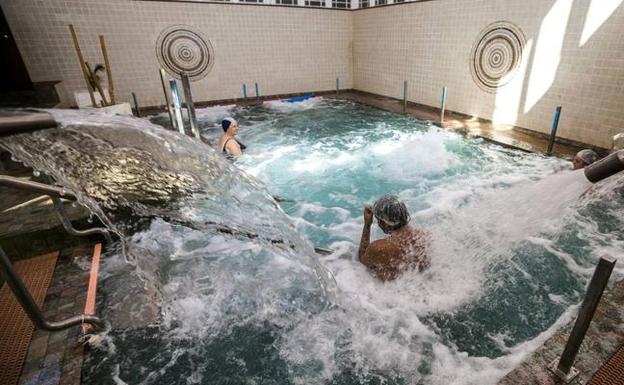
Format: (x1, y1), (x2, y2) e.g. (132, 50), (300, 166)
(3, 0), (623, 147)
(353, 0), (624, 148)
(0, 0), (353, 108)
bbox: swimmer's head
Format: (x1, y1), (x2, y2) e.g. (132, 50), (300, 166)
(373, 194), (410, 233)
(222, 117), (238, 134)
(573, 149), (598, 170)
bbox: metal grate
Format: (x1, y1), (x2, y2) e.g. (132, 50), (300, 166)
(0, 252), (58, 385)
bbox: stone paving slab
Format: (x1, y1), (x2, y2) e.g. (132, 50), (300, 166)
(18, 244), (94, 385)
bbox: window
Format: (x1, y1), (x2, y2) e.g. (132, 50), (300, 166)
(275, 0), (297, 4)
(359, 0), (368, 7)
(305, 0), (325, 5)
(376, 0), (386, 5)
(239, 0), (263, 3)
(332, 0), (350, 7)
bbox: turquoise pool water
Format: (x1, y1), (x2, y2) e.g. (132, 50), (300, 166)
(195, 98), (624, 381)
(5, 100), (622, 385)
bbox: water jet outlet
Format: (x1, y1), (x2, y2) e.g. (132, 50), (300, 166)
(584, 150), (624, 183)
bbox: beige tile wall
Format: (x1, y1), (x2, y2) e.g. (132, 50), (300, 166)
(353, 0), (624, 148)
(3, 0), (622, 147)
(0, 0), (353, 108)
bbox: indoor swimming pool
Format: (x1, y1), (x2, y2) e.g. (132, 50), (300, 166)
(3, 99), (623, 385)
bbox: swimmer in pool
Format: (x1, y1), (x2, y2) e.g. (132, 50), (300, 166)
(358, 195), (430, 281)
(219, 117), (247, 156)
(572, 149), (598, 170)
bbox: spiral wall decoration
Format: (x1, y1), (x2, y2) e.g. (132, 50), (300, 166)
(156, 25), (214, 81)
(469, 22), (526, 92)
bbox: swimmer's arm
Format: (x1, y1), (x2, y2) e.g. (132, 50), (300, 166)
(358, 206), (374, 262)
(359, 239), (382, 268)
(226, 140), (242, 156)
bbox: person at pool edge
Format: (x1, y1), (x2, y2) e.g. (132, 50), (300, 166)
(572, 149), (598, 170)
(358, 195), (430, 281)
(219, 117), (247, 156)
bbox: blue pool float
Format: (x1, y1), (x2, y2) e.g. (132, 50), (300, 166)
(283, 94), (316, 103)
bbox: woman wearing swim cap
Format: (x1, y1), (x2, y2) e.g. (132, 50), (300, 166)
(218, 117), (247, 157)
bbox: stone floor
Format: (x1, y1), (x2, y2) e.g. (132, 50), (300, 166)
(17, 244), (93, 385)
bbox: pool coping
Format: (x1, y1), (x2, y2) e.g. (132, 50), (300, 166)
(329, 90), (607, 159)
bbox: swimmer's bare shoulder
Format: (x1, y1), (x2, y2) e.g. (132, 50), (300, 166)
(409, 228), (431, 271)
(362, 240), (401, 281)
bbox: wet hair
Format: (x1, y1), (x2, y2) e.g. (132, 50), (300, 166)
(222, 117), (236, 132)
(576, 149), (599, 166)
(373, 194), (411, 231)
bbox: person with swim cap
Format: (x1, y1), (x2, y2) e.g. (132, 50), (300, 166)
(219, 117), (247, 157)
(572, 149), (598, 170)
(358, 195), (430, 281)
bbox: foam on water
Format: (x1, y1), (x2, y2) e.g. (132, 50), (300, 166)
(263, 96), (325, 113)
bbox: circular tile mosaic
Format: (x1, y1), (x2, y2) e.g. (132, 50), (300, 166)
(470, 22), (526, 92)
(156, 25), (214, 81)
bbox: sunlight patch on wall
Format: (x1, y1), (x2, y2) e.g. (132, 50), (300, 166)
(580, 0), (623, 46)
(524, 0), (573, 113)
(492, 40), (534, 126)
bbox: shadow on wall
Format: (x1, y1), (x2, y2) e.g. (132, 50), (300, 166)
(492, 0), (623, 146)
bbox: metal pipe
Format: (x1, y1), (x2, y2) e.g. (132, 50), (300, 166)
(159, 69), (176, 129)
(255, 82), (260, 103)
(0, 175), (77, 200)
(68, 24), (97, 107)
(99, 35), (115, 104)
(0, 175), (113, 244)
(242, 84), (248, 108)
(402, 80), (407, 114)
(170, 79), (185, 135)
(554, 256), (616, 380)
(584, 150), (624, 183)
(131, 92), (141, 117)
(51, 196), (112, 244)
(440, 86), (447, 124)
(180, 74), (199, 139)
(546, 106), (562, 155)
(0, 247), (104, 331)
(0, 111), (58, 137)
(314, 246), (333, 256)
(336, 77), (340, 96)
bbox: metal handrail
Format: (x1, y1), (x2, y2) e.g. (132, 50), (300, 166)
(0, 175), (112, 243)
(0, 246), (103, 330)
(51, 195), (112, 244)
(0, 175), (77, 199)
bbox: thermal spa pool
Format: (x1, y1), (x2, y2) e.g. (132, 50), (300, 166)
(3, 99), (624, 385)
